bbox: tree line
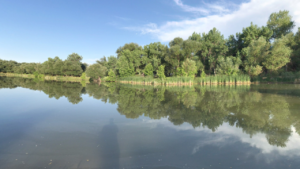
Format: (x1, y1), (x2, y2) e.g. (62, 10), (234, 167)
(1, 10), (299, 80)
(0, 53), (87, 77)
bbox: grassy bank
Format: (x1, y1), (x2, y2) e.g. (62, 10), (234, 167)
(117, 75), (251, 86)
(0, 72), (90, 83)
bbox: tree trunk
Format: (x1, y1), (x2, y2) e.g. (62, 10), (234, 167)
(98, 76), (101, 82)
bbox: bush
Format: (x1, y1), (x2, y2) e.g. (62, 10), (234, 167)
(33, 71), (39, 78)
(107, 69), (116, 82)
(144, 64), (153, 77)
(81, 72), (86, 80)
(157, 65), (166, 80)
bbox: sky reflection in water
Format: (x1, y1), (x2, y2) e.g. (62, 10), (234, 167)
(0, 77), (300, 169)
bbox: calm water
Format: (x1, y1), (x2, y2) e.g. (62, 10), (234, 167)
(1, 77), (300, 169)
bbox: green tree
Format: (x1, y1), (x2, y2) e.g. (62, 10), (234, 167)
(97, 56), (118, 75)
(243, 37), (270, 76)
(182, 58), (197, 77)
(53, 58), (64, 75)
(143, 42), (168, 71)
(67, 53), (83, 62)
(116, 43), (143, 58)
(188, 32), (202, 41)
(116, 55), (134, 77)
(157, 65), (166, 79)
(182, 40), (201, 60)
(287, 28), (300, 71)
(263, 36), (292, 71)
(201, 28), (228, 74)
(86, 64), (107, 82)
(165, 37), (184, 74)
(0, 60), (18, 73)
(267, 10), (295, 39)
(107, 69), (116, 82)
(62, 60), (83, 76)
(240, 23), (273, 47)
(216, 56), (241, 75)
(144, 64), (153, 76)
(176, 67), (187, 77)
(165, 44), (182, 74)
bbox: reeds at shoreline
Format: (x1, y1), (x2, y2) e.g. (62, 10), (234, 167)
(0, 72), (90, 83)
(118, 75), (251, 86)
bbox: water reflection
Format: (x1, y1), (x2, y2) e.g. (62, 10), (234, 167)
(0, 77), (299, 148)
(99, 119), (120, 168)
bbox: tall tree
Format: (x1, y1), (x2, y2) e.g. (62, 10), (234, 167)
(67, 53), (83, 62)
(116, 54), (134, 77)
(263, 36), (292, 71)
(143, 42), (168, 71)
(62, 60), (83, 76)
(201, 28), (228, 74)
(165, 37), (184, 75)
(243, 37), (270, 76)
(240, 22), (273, 48)
(143, 64), (153, 77)
(267, 10), (295, 39)
(182, 58), (197, 77)
(286, 28), (300, 71)
(116, 43), (143, 58)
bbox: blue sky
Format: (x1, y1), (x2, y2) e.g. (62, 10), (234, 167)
(0, 0), (299, 64)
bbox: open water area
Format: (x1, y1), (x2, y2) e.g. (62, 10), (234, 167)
(1, 77), (300, 169)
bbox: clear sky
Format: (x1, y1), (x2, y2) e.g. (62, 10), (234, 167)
(0, 0), (299, 64)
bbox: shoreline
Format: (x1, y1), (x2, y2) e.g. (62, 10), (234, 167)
(0, 73), (90, 83)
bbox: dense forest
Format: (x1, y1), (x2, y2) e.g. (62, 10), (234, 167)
(1, 10), (300, 81)
(1, 76), (300, 147)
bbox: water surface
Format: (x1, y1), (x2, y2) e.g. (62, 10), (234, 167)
(1, 77), (300, 169)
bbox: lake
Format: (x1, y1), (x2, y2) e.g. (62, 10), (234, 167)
(1, 77), (300, 169)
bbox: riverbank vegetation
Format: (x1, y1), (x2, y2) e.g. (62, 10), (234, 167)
(1, 10), (300, 85)
(0, 72), (89, 83)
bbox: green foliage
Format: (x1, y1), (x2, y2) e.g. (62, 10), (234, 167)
(86, 64), (107, 80)
(267, 10), (295, 39)
(263, 36), (292, 71)
(157, 65), (166, 79)
(201, 27), (228, 74)
(245, 65), (263, 77)
(38, 74), (45, 79)
(67, 53), (83, 62)
(176, 67), (187, 77)
(182, 58), (197, 77)
(107, 69), (116, 82)
(0, 60), (18, 73)
(143, 42), (168, 71)
(243, 37), (269, 76)
(116, 43), (143, 58)
(97, 56), (118, 75)
(62, 60), (83, 76)
(80, 72), (86, 80)
(144, 64), (153, 76)
(33, 71), (39, 78)
(241, 23), (273, 47)
(200, 70), (206, 78)
(117, 55), (134, 77)
(216, 56), (241, 76)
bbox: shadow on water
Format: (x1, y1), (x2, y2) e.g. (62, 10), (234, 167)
(99, 119), (120, 169)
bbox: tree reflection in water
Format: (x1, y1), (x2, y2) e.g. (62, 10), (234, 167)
(0, 77), (299, 147)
